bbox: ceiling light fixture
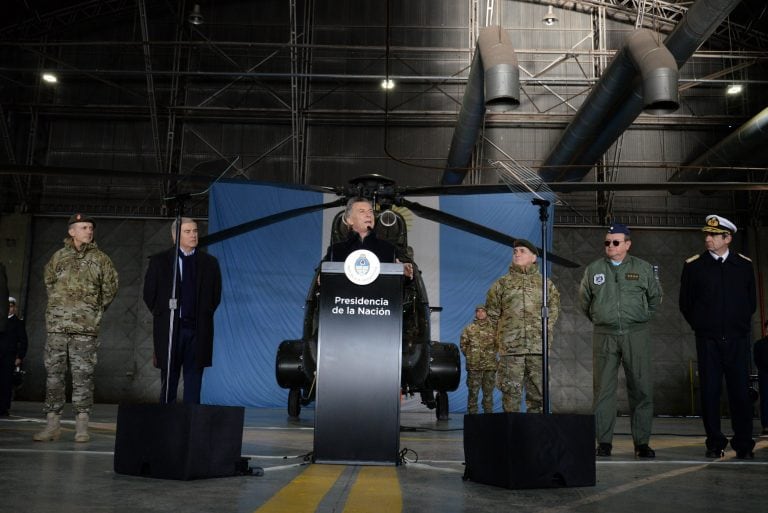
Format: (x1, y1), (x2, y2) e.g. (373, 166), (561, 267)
(42, 72), (58, 84)
(381, 79), (395, 90)
(726, 84), (743, 95)
(542, 6), (559, 26)
(188, 4), (204, 26)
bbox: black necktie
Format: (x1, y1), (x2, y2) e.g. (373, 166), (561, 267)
(717, 257), (724, 264)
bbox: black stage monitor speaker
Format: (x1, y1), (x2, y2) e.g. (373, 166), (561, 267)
(114, 403), (245, 480)
(464, 412), (595, 489)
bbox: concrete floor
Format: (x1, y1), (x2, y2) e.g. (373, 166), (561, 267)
(1, 401), (767, 513)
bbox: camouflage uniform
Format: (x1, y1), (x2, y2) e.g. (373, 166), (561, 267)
(460, 313), (496, 414)
(485, 263), (560, 413)
(43, 237), (118, 414)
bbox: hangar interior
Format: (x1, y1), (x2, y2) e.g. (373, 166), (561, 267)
(1, 1), (768, 512)
(3, 0), (768, 412)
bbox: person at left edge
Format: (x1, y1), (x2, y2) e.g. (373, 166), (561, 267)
(0, 297), (28, 416)
(0, 264), (10, 416)
(324, 197), (414, 279)
(34, 213), (119, 443)
(0, 262), (7, 334)
(143, 217), (222, 405)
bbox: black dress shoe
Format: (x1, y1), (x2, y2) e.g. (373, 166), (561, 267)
(596, 443), (612, 457)
(735, 450), (754, 460)
(705, 448), (725, 458)
(634, 444), (655, 458)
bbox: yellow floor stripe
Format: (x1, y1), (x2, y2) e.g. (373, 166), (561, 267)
(342, 467), (402, 513)
(254, 464), (345, 513)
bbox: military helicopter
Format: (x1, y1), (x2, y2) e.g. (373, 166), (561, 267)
(197, 173), (580, 420)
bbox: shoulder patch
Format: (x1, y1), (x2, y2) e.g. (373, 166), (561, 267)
(738, 253), (752, 262)
(685, 254), (700, 264)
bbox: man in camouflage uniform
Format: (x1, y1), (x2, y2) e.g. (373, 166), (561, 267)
(460, 305), (496, 414)
(34, 213), (118, 443)
(485, 239), (560, 413)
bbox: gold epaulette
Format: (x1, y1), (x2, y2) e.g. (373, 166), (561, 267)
(685, 254), (700, 264)
(738, 253), (752, 262)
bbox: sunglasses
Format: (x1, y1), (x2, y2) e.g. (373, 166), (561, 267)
(604, 240), (624, 247)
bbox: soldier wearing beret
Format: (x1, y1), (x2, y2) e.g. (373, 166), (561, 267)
(579, 223), (662, 458)
(34, 214), (118, 443)
(460, 305), (497, 414)
(485, 239), (560, 413)
(679, 214), (756, 459)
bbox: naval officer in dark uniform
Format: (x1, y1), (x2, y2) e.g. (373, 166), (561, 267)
(679, 214), (756, 459)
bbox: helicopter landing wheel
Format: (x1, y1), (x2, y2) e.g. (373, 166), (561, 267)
(435, 391), (449, 421)
(288, 388), (302, 418)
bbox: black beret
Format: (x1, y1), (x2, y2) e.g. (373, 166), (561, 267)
(513, 239), (538, 256)
(68, 213), (96, 226)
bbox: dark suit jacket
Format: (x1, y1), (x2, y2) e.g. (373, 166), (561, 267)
(324, 231), (400, 263)
(679, 251), (756, 338)
(0, 315), (27, 358)
(143, 248), (222, 370)
(0, 263), (7, 333)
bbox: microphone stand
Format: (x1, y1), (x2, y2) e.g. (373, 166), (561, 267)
(532, 197), (551, 414)
(163, 193), (190, 404)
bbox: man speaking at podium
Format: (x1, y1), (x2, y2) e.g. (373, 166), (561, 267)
(324, 197), (413, 279)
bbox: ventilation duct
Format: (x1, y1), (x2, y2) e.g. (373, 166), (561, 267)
(441, 26), (519, 185)
(670, 105), (768, 183)
(540, 28), (678, 181)
(540, 0), (742, 183)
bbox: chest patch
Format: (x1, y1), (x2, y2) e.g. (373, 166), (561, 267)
(625, 272), (640, 281)
(593, 273), (605, 285)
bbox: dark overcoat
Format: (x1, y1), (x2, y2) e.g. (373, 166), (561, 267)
(143, 248), (222, 370)
(0, 263), (7, 333)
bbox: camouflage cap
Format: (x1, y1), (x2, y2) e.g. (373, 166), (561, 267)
(475, 304), (486, 311)
(513, 238), (538, 256)
(68, 213), (96, 226)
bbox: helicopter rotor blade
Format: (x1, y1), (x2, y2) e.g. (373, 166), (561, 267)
(199, 198), (347, 247)
(396, 198), (579, 268)
(400, 182), (768, 196)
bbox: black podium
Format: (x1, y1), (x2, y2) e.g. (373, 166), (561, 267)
(313, 261), (403, 465)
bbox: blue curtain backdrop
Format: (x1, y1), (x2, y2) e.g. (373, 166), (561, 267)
(202, 180), (553, 413)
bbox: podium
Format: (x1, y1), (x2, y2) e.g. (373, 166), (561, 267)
(313, 261), (403, 464)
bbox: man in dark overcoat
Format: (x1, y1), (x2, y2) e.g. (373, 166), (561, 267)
(143, 217), (222, 404)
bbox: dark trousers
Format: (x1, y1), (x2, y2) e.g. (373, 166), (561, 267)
(0, 352), (15, 413)
(160, 326), (203, 405)
(695, 335), (754, 452)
